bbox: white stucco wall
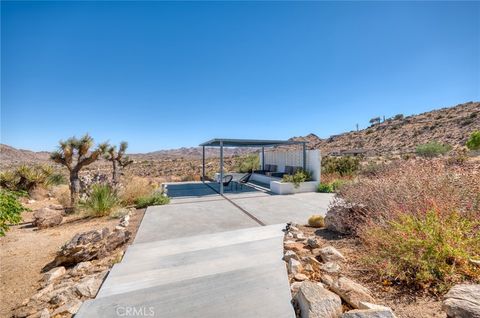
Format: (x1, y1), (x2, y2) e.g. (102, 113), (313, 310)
(260, 149), (321, 182)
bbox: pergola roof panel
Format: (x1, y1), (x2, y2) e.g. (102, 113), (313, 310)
(199, 138), (305, 148)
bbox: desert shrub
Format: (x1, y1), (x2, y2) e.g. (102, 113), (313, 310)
(416, 142), (451, 158)
(363, 209), (480, 291)
(236, 154), (260, 173)
(46, 173), (67, 186)
(51, 185), (71, 207)
(282, 170), (312, 188)
(119, 176), (154, 205)
(338, 160), (480, 225)
(0, 190), (27, 236)
(393, 114), (404, 120)
(0, 165), (54, 192)
(466, 131), (480, 151)
(317, 183), (334, 193)
(317, 179), (347, 193)
(322, 156), (360, 176)
(81, 184), (119, 217)
(308, 215), (325, 228)
(336, 160), (480, 291)
(135, 193), (170, 208)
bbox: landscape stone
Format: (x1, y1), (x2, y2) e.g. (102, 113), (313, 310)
(283, 250), (299, 262)
(321, 262), (341, 274)
(291, 281), (303, 294)
(33, 208), (63, 229)
(442, 284), (480, 318)
(294, 273), (308, 281)
(322, 276), (375, 309)
(288, 258), (303, 275)
(75, 276), (103, 298)
(324, 201), (367, 235)
(294, 281), (342, 318)
(318, 246), (345, 262)
(43, 266), (66, 283)
(47, 204), (64, 211)
(341, 309), (396, 318)
(306, 237), (319, 248)
(53, 227), (130, 266)
(51, 299), (83, 316)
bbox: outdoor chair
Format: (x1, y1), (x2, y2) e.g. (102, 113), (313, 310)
(222, 175), (234, 192)
(237, 173), (252, 190)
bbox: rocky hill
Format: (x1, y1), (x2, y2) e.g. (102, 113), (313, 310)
(293, 101), (479, 156)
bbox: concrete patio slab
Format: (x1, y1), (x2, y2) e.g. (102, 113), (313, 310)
(230, 193), (335, 225)
(76, 262), (295, 318)
(134, 199), (260, 243)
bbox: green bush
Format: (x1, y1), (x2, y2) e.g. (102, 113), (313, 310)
(236, 154), (260, 173)
(282, 170), (312, 188)
(81, 184), (119, 217)
(415, 142), (452, 158)
(317, 183), (334, 193)
(322, 156), (360, 176)
(317, 179), (347, 193)
(0, 190), (27, 236)
(363, 210), (480, 291)
(466, 131), (480, 151)
(135, 193), (170, 208)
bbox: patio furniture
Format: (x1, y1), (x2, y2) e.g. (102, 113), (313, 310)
(237, 173), (252, 190)
(222, 175), (234, 192)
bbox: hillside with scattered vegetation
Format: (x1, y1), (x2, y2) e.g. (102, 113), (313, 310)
(294, 101), (479, 156)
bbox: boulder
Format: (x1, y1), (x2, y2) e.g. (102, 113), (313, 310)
(442, 284), (480, 318)
(320, 262), (341, 274)
(33, 208), (63, 229)
(288, 258), (303, 275)
(294, 281), (342, 318)
(318, 246), (345, 262)
(53, 227), (130, 266)
(291, 282), (303, 294)
(75, 275), (103, 298)
(43, 267), (66, 283)
(322, 276), (375, 309)
(341, 309), (396, 318)
(324, 201), (368, 235)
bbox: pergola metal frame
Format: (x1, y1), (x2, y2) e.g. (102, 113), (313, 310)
(199, 138), (307, 194)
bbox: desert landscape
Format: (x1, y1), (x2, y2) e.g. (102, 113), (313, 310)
(1, 101), (479, 317)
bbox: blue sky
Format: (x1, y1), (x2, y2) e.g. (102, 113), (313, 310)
(1, 1), (479, 153)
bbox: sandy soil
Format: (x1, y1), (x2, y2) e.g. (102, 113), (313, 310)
(0, 197), (144, 318)
(298, 225), (445, 318)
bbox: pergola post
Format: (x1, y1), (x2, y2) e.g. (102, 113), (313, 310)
(302, 142), (307, 171)
(261, 146), (265, 171)
(220, 140), (224, 194)
(202, 146), (205, 182)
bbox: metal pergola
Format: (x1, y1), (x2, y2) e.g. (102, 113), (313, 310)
(199, 138), (307, 194)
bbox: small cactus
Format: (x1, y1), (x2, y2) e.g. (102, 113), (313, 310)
(308, 215), (324, 228)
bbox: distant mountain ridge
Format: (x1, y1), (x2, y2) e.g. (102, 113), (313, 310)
(1, 101), (479, 169)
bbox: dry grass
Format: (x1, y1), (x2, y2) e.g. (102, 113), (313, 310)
(118, 176), (154, 206)
(337, 159), (480, 292)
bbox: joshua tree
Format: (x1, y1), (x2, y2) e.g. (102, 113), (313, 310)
(369, 117), (381, 125)
(50, 134), (108, 207)
(105, 142), (133, 184)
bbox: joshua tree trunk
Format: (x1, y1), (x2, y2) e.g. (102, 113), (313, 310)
(69, 170), (81, 206)
(112, 159), (119, 184)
